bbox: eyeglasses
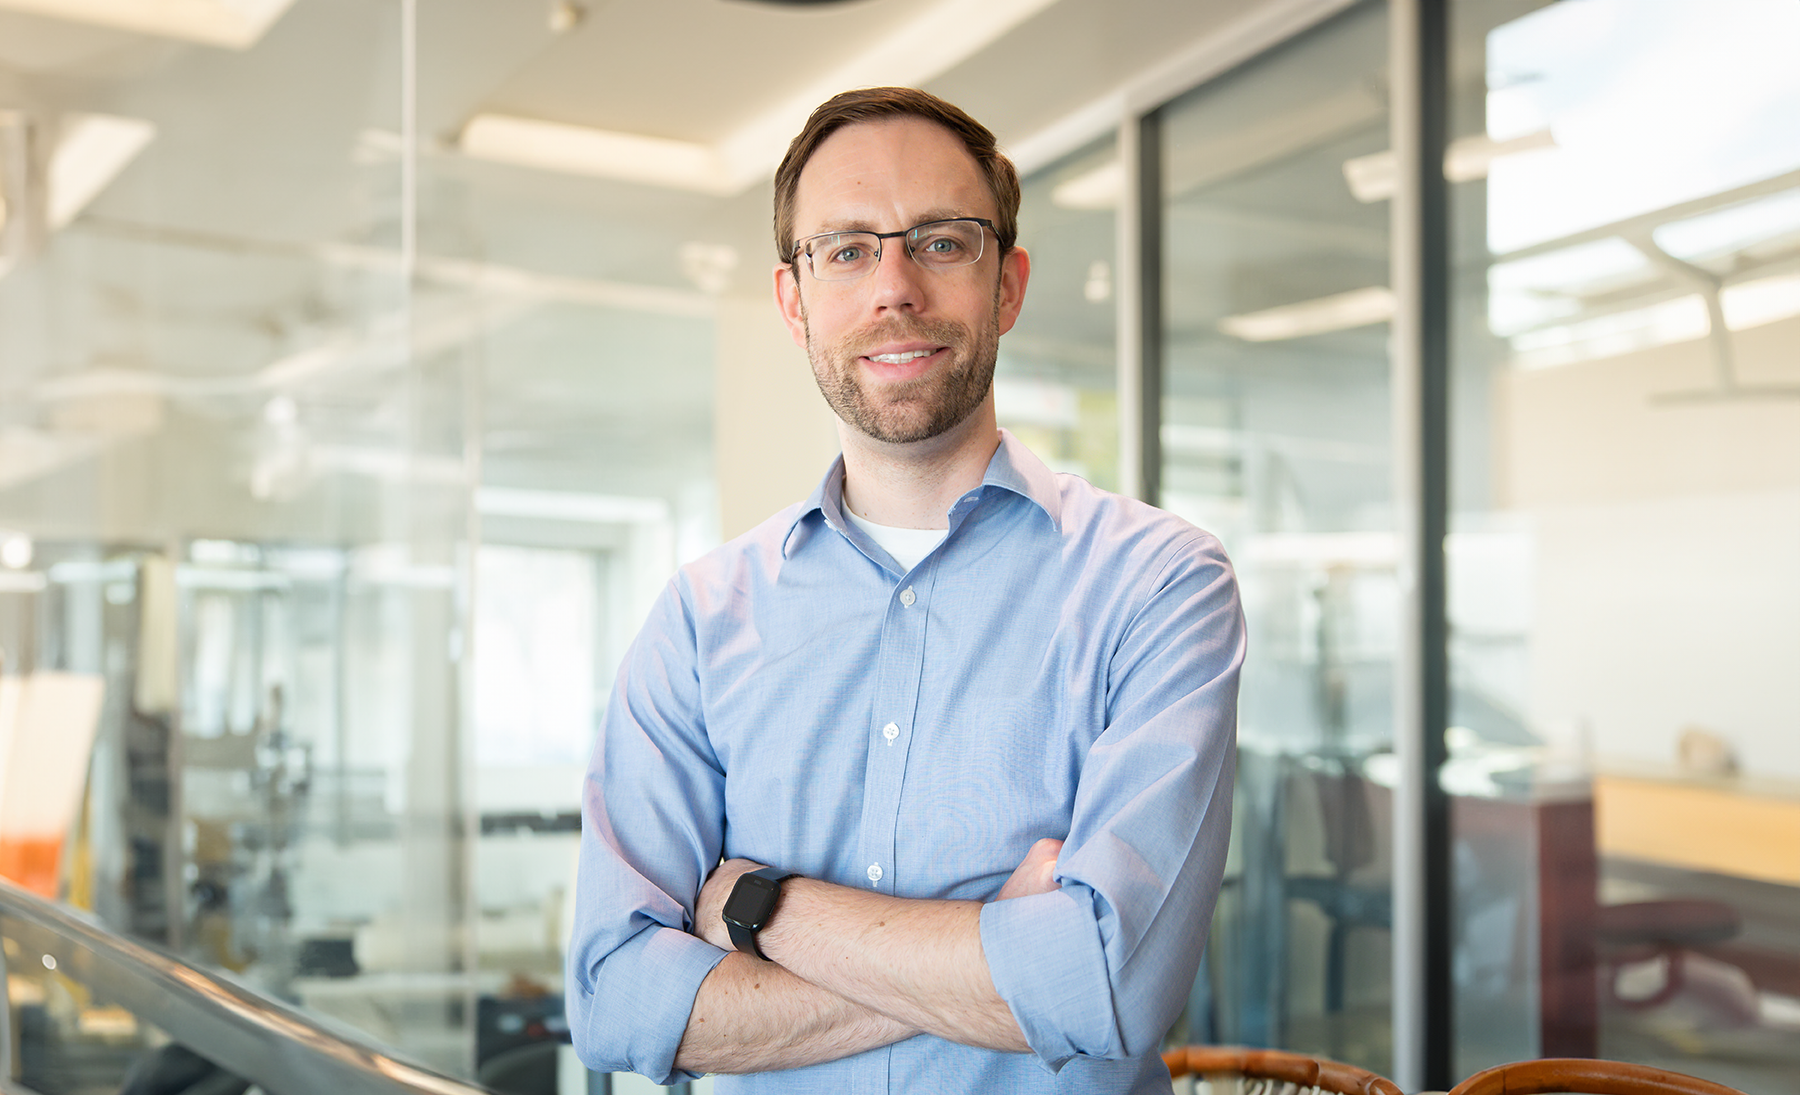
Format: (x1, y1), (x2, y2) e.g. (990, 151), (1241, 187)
(792, 218), (996, 282)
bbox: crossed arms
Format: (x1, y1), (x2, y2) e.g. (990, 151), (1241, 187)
(673, 837), (1064, 1073)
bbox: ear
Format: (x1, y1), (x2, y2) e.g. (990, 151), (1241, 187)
(995, 245), (1031, 336)
(774, 262), (808, 349)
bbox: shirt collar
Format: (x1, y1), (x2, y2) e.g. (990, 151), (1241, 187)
(782, 428), (1063, 559)
(979, 428), (1063, 532)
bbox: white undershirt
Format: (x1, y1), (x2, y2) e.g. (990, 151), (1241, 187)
(843, 508), (948, 573)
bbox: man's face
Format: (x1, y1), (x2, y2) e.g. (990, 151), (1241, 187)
(775, 118), (1029, 446)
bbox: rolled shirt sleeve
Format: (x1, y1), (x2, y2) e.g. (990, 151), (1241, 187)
(566, 577), (730, 1086)
(980, 533), (1243, 1070)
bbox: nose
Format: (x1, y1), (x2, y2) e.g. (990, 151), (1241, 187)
(864, 238), (926, 313)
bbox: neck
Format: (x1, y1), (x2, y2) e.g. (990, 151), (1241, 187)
(838, 401), (1000, 530)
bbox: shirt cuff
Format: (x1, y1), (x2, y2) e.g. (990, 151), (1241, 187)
(979, 886), (1121, 1070)
(572, 924), (729, 1085)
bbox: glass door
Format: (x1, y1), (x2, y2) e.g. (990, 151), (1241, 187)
(1159, 2), (1396, 1071)
(1447, 2), (1800, 1089)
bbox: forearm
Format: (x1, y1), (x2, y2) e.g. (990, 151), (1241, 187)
(759, 879), (1029, 1052)
(675, 951), (916, 1073)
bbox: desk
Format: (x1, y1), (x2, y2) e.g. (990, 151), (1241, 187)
(1455, 784), (1598, 1059)
(1595, 771), (1800, 886)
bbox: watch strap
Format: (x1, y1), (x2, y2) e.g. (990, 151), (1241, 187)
(726, 916), (766, 960)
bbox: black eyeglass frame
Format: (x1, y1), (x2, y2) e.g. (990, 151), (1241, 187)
(789, 217), (998, 280)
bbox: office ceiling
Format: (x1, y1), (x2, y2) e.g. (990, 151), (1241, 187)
(0, 0), (1334, 542)
(0, 0), (1269, 180)
(418, 0), (1261, 152)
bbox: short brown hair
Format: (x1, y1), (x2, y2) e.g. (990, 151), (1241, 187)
(773, 87), (1021, 263)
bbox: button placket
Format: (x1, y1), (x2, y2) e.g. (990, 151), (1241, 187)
(853, 563), (937, 899)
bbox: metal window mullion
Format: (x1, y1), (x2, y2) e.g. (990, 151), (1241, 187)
(1390, 0), (1452, 1090)
(1116, 110), (1164, 506)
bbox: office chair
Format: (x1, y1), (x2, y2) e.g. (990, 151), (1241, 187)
(1596, 898), (1740, 1009)
(1163, 1046), (1403, 1095)
(1285, 763), (1392, 1013)
(1447, 1058), (1746, 1095)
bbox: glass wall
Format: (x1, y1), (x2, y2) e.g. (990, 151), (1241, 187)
(996, 133), (1121, 490)
(1447, 1), (1800, 1091)
(0, 0), (473, 1071)
(1159, 2), (1396, 1073)
(0, 1), (720, 1086)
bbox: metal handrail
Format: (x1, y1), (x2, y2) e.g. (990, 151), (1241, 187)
(0, 878), (491, 1095)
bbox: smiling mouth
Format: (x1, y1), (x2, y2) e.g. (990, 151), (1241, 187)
(865, 348), (940, 364)
(864, 351), (950, 367)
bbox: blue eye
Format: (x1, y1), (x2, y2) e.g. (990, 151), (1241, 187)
(909, 221), (984, 265)
(808, 233), (877, 272)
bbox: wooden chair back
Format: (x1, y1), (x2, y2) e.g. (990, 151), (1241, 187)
(1448, 1058), (1745, 1095)
(1163, 1046), (1403, 1095)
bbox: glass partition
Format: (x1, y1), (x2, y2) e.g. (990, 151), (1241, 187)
(1, 2), (729, 1087)
(0, 0), (477, 1075)
(997, 133), (1121, 491)
(1159, 2), (1395, 1071)
(412, 29), (723, 1091)
(1448, 1), (1800, 1090)
(0, 3), (733, 1090)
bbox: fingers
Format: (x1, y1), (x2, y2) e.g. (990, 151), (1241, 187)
(993, 837), (1064, 902)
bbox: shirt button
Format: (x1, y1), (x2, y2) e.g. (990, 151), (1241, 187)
(882, 722), (899, 742)
(866, 863), (883, 883)
(899, 586), (916, 607)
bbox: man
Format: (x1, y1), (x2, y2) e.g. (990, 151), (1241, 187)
(567, 87), (1243, 1093)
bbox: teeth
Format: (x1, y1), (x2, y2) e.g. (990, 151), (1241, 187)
(869, 350), (934, 364)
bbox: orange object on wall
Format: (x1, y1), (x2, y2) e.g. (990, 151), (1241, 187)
(0, 672), (107, 901)
(0, 836), (65, 898)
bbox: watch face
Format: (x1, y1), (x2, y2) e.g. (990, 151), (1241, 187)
(722, 874), (778, 927)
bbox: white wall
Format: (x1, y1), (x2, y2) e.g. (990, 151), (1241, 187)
(712, 292), (841, 542)
(1499, 314), (1800, 778)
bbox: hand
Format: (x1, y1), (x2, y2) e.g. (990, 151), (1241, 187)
(694, 857), (768, 951)
(994, 837), (1063, 902)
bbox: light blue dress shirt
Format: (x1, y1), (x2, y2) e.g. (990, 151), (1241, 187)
(568, 432), (1244, 1094)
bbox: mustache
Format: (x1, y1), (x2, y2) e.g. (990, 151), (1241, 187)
(838, 317), (968, 355)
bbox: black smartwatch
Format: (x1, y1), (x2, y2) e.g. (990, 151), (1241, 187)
(721, 866), (797, 960)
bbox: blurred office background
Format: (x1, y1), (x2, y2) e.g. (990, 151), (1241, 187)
(0, 1), (1794, 1094)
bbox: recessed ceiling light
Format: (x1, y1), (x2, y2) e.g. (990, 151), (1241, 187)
(1343, 129), (1557, 204)
(0, 0), (298, 49)
(1052, 160), (1124, 210)
(461, 114), (735, 196)
(48, 113), (156, 230)
(0, 532), (32, 569)
(547, 0), (586, 34)
(1219, 286), (1395, 342)
(1654, 189), (1800, 261)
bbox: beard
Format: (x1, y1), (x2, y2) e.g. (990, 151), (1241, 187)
(802, 286), (1002, 445)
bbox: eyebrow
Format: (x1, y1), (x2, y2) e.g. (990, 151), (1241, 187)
(805, 208), (975, 236)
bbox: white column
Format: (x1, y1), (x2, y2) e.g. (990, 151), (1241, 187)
(713, 293), (841, 541)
